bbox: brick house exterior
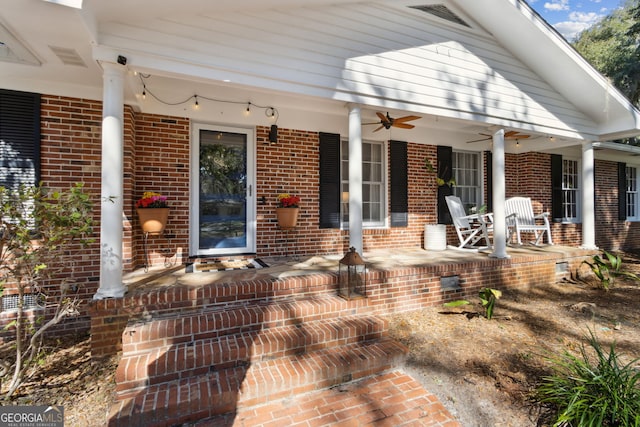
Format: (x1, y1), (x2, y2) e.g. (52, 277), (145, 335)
(2, 91), (638, 341)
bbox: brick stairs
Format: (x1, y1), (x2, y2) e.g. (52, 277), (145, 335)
(108, 280), (416, 426)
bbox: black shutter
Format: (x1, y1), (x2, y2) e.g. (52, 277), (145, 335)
(551, 154), (563, 222)
(0, 89), (41, 190)
(485, 151), (492, 211)
(437, 145), (453, 224)
(319, 132), (341, 228)
(389, 140), (408, 227)
(618, 162), (627, 221)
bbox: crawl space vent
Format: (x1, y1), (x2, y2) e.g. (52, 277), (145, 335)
(409, 4), (470, 28)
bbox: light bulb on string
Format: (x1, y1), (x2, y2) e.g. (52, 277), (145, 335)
(193, 95), (200, 110)
(244, 102), (251, 116)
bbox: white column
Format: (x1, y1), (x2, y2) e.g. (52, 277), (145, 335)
(94, 61), (127, 299)
(347, 104), (363, 254)
(581, 142), (598, 249)
(490, 129), (509, 259)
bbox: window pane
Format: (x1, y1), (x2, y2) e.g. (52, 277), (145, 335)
(362, 143), (371, 162)
(627, 167), (638, 219)
(341, 141), (385, 226)
(562, 160), (579, 220)
(453, 151), (480, 211)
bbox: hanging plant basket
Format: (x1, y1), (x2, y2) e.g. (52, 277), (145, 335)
(276, 207), (299, 229)
(137, 208), (169, 235)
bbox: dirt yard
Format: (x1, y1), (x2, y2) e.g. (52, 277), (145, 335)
(2, 251), (639, 427)
(386, 252), (640, 427)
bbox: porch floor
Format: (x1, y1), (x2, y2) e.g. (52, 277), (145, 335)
(123, 244), (590, 294)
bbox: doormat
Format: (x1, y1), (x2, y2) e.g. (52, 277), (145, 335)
(186, 258), (269, 273)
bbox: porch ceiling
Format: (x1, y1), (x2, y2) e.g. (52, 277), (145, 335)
(1, 0), (639, 146)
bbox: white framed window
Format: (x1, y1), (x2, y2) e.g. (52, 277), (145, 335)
(452, 150), (482, 213)
(341, 140), (387, 227)
(562, 159), (581, 222)
(627, 166), (639, 220)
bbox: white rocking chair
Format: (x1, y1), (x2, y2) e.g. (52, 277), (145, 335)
(504, 196), (553, 245)
(445, 195), (493, 251)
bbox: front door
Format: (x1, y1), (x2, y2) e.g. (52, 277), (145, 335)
(190, 123), (255, 256)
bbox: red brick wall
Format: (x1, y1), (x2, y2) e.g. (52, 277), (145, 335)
(6, 94), (640, 342)
(132, 114), (190, 267)
(0, 95), (105, 340)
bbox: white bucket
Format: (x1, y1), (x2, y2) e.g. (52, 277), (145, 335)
(424, 224), (447, 251)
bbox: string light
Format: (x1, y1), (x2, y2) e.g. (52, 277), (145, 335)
(138, 74), (278, 121)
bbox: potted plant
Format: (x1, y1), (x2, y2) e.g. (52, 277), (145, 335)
(136, 191), (169, 234)
(424, 158), (455, 250)
(276, 193), (300, 229)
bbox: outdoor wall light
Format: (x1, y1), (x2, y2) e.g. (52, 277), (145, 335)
(268, 124), (278, 144)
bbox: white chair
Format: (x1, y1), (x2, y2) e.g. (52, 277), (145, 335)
(445, 195), (493, 251)
(504, 197), (553, 245)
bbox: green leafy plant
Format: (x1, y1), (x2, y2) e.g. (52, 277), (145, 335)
(582, 250), (640, 290)
(1, 183), (94, 399)
(424, 158), (455, 187)
(444, 287), (502, 320)
(536, 330), (640, 427)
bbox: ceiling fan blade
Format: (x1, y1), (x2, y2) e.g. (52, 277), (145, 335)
(393, 122), (415, 129)
(376, 112), (388, 122)
(504, 131), (518, 138)
(466, 137), (491, 143)
(505, 133), (531, 140)
(394, 115), (421, 123)
(373, 125), (385, 132)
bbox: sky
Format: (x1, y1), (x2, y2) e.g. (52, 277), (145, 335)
(528, 0), (624, 41)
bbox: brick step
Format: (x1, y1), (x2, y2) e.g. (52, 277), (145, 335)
(121, 294), (371, 354)
(194, 370), (462, 427)
(109, 338), (408, 427)
(115, 314), (388, 395)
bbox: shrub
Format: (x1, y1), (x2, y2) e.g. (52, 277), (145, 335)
(536, 330), (640, 426)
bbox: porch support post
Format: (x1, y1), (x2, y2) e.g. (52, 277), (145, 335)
(490, 129), (509, 259)
(94, 61), (127, 299)
(347, 104), (363, 254)
(581, 141), (598, 249)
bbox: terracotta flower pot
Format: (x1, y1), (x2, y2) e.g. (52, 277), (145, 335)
(276, 207), (299, 229)
(137, 208), (169, 235)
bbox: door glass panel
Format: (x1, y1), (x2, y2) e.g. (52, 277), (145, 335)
(199, 130), (247, 250)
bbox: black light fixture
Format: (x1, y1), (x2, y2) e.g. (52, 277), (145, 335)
(268, 124), (278, 144)
(117, 55), (127, 65)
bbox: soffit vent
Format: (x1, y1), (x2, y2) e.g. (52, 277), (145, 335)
(409, 4), (470, 28)
(49, 45), (87, 67)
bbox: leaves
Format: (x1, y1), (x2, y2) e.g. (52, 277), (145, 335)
(1, 182), (95, 399)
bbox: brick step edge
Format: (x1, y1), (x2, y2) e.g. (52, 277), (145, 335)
(121, 294), (372, 354)
(195, 370), (463, 427)
(116, 315), (388, 392)
(110, 337), (408, 426)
